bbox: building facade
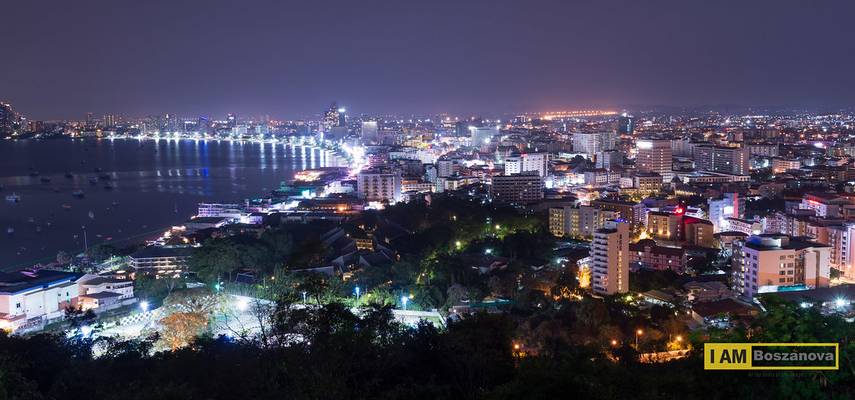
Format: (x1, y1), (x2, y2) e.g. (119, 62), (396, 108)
(591, 220), (630, 295)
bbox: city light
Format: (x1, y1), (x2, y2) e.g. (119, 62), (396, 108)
(237, 298), (249, 311)
(140, 301), (149, 312)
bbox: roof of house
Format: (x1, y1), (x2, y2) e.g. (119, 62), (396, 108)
(80, 291), (123, 300)
(692, 298), (758, 318)
(130, 246), (193, 259)
(0, 270), (81, 295)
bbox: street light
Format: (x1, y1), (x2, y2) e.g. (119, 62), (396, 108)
(611, 339), (618, 346)
(354, 286), (361, 302)
(302, 291), (307, 304)
(401, 296), (409, 310)
(140, 301), (149, 312)
(237, 298), (249, 311)
(635, 329), (643, 350)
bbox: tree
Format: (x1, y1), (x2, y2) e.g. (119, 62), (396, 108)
(159, 312), (209, 351)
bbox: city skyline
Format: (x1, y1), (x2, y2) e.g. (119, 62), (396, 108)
(3, 0), (855, 120)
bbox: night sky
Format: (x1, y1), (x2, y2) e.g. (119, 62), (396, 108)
(2, 0), (854, 119)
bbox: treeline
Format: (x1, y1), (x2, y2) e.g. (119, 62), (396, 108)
(0, 297), (852, 400)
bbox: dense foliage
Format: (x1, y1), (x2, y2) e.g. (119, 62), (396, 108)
(0, 297), (852, 400)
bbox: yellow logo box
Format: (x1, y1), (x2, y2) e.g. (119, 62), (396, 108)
(704, 343), (839, 370)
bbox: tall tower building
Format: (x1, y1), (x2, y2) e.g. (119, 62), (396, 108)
(591, 220), (630, 295)
(636, 139), (673, 181)
(504, 153), (548, 177)
(361, 120), (379, 144)
(572, 131), (616, 156)
(0, 102), (21, 136)
(103, 114), (116, 128)
(618, 114), (634, 135)
(694, 145), (749, 175)
(322, 102), (341, 132)
(469, 126), (499, 147)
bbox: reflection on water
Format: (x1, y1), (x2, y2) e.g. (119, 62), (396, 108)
(0, 138), (337, 270)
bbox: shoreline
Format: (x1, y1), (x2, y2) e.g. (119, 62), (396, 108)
(1, 136), (349, 272)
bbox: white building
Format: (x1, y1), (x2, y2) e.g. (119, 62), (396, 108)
(573, 131), (616, 156)
(591, 220), (630, 295)
(361, 121), (379, 144)
(436, 159), (462, 178)
(469, 126), (499, 147)
(708, 193), (745, 233)
(0, 270), (79, 332)
(636, 139), (673, 181)
(733, 235), (830, 299)
(504, 153), (548, 177)
(357, 169), (403, 204)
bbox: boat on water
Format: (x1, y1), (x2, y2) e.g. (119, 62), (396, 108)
(5, 193), (21, 203)
(62, 204), (72, 210)
(72, 190), (85, 198)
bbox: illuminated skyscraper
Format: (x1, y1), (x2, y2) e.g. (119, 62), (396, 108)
(322, 102), (342, 133)
(361, 120), (379, 144)
(636, 138), (673, 180)
(572, 131), (616, 156)
(469, 126), (498, 147)
(0, 102), (22, 137)
(591, 220), (630, 295)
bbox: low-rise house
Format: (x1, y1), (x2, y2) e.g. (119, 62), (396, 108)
(683, 281), (732, 303)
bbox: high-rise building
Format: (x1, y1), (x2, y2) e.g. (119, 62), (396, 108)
(693, 145), (749, 175)
(490, 172), (544, 205)
(103, 114), (116, 128)
(504, 153), (548, 177)
(436, 158), (461, 178)
(618, 114), (634, 135)
(469, 126), (499, 147)
(226, 113), (237, 129)
(549, 205), (618, 239)
(708, 193), (745, 232)
(361, 121), (379, 144)
(591, 220), (630, 295)
(357, 169), (403, 204)
(0, 102), (22, 137)
(733, 235), (830, 299)
(636, 139), (673, 180)
(322, 102), (342, 133)
(572, 131), (616, 156)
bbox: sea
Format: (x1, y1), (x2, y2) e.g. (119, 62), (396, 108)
(0, 138), (337, 270)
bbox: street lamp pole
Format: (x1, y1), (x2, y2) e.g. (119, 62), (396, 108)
(635, 329), (643, 350)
